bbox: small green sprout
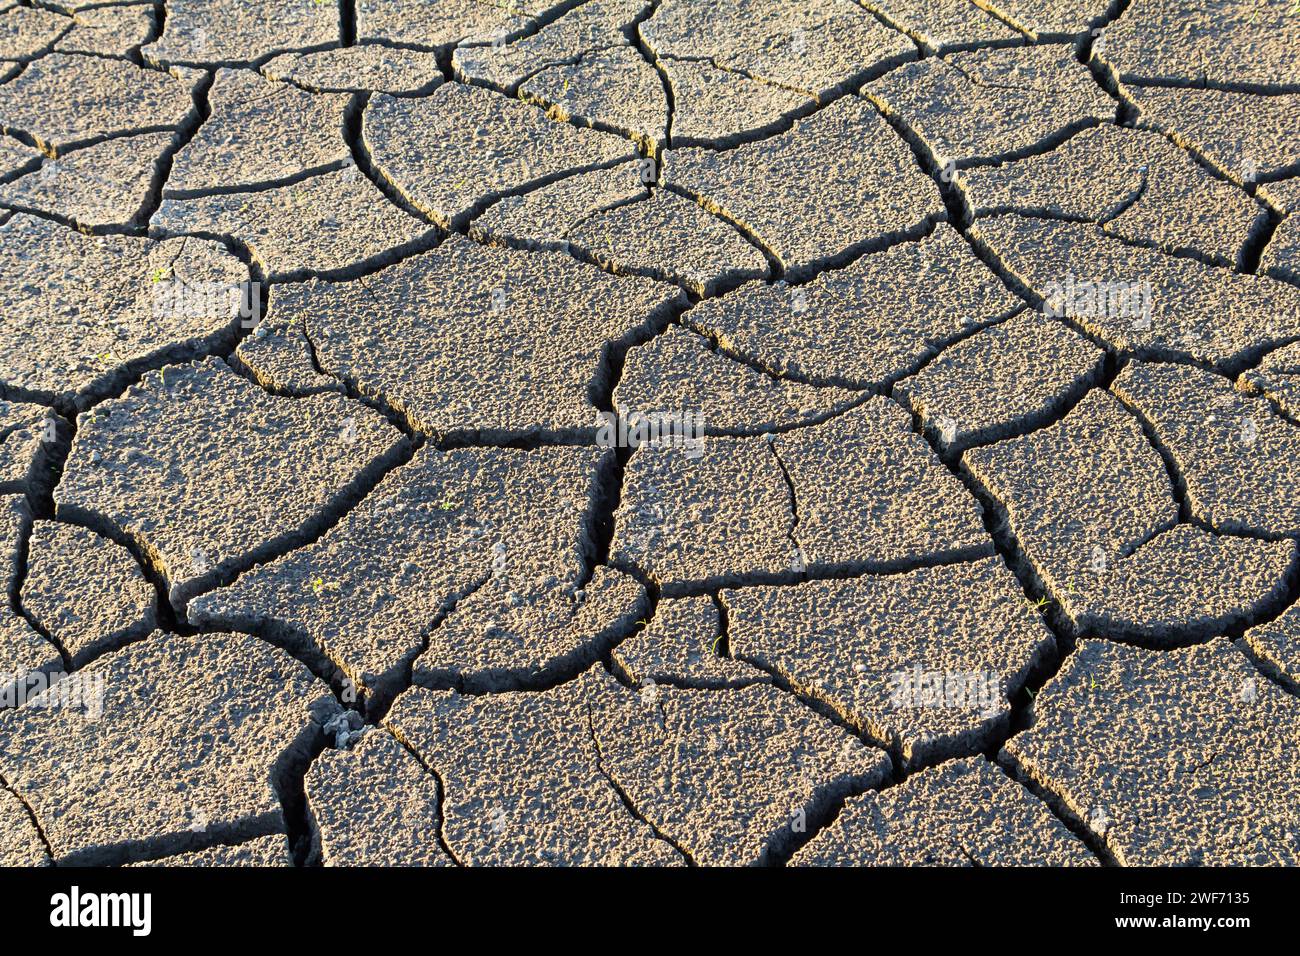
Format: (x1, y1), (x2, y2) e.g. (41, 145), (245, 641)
(1024, 595), (1053, 615)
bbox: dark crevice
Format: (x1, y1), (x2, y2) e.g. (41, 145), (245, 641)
(455, 0), (594, 58)
(133, 69), (214, 224)
(474, 205), (728, 294)
(0, 199), (141, 236)
(766, 438), (802, 564)
(1075, 0), (1137, 106)
(0, 148), (45, 186)
(47, 509), (195, 640)
(378, 727), (465, 866)
(509, 51), (666, 160)
(340, 0), (356, 46)
(271, 317), (425, 440)
(1105, 393), (1300, 642)
(415, 147), (639, 233)
(857, 0), (1028, 55)
(943, 47), (1092, 96)
(679, 261), (1029, 397)
(1, 120), (181, 161)
(1235, 635), (1300, 700)
(271, 708), (332, 867)
(0, 772), (56, 863)
(640, 544), (996, 601)
(465, 43), (623, 98)
(663, 80), (821, 151)
(1119, 75), (1300, 97)
(161, 158), (353, 201)
(553, 184), (652, 242)
(709, 592), (730, 657)
(583, 445), (627, 579)
(58, 430), (416, 619)
(1095, 161), (1148, 224)
(150, 0), (165, 47)
(341, 91), (440, 225)
(624, 0), (673, 158)
(898, 341), (1112, 455)
(656, 183), (782, 278)
(588, 291), (686, 413)
(768, 778), (880, 868)
(1127, 113), (1300, 190)
(1106, 383), (1195, 525)
(142, 40), (344, 74)
(733, 601), (1054, 774)
(902, 441), (1078, 756)
(846, 0), (922, 58)
(413, 585), (651, 697)
(585, 702), (696, 865)
(1066, 206), (1259, 271)
(699, 390), (877, 440)
(603, 595), (660, 687)
(968, 0), (1038, 40)
(721, 645), (910, 777)
(992, 752), (1120, 866)
(494, 190), (770, 296)
(863, 94), (971, 226)
(962, 117), (1114, 172)
(55, 810), (286, 867)
(8, 512), (73, 669)
(186, 617), (364, 713)
(865, 94), (1088, 772)
(0, 301), (256, 438)
(961, 212), (1300, 380)
(343, 575), (493, 722)
(1239, 205), (1284, 274)
(149, 216), (441, 285)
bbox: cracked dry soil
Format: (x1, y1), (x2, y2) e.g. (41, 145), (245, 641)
(0, 0), (1298, 868)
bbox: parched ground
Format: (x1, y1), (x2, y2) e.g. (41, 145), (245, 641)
(0, 0), (1298, 868)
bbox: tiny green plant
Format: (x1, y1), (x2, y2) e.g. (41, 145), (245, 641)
(1024, 595), (1052, 615)
(150, 268), (169, 283)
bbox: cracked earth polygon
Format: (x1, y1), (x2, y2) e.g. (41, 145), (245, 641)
(0, 0), (1297, 875)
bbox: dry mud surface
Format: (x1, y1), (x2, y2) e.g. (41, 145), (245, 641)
(0, 0), (1298, 868)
